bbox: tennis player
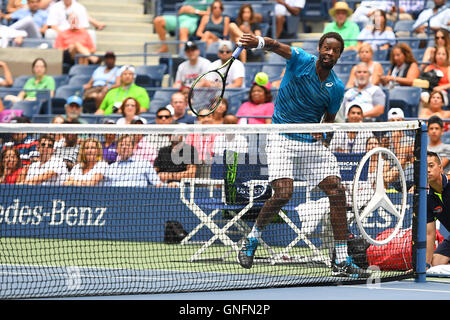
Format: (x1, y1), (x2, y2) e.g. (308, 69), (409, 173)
(236, 32), (370, 278)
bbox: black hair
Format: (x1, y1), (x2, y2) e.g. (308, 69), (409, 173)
(427, 151), (442, 165)
(156, 107), (172, 115)
(318, 32), (345, 54)
(428, 115), (444, 128)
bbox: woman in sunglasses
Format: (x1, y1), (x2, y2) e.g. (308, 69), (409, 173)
(423, 28), (450, 68)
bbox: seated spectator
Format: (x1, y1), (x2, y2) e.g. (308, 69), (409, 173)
(173, 41), (212, 88)
(338, 62), (386, 122)
(115, 97), (147, 125)
(2, 0), (48, 45)
(64, 95), (87, 124)
(213, 114), (248, 155)
(0, 147), (28, 184)
(323, 1), (360, 50)
(329, 105), (374, 153)
(422, 46), (450, 101)
(23, 134), (68, 185)
(236, 81), (274, 124)
(170, 92), (196, 124)
(155, 106), (174, 125)
(211, 97), (228, 124)
(412, 0), (450, 37)
(54, 12), (98, 66)
(356, 10), (396, 51)
(350, 1), (394, 28)
(64, 137), (107, 186)
(207, 40), (245, 88)
(428, 115), (450, 173)
(45, 0), (90, 39)
(380, 43), (420, 88)
(185, 108), (217, 169)
(346, 43), (383, 88)
(5, 58), (55, 104)
(0, 61), (13, 87)
(83, 51), (121, 111)
(95, 65), (150, 116)
(154, 132), (199, 188)
(228, 4), (262, 62)
(105, 134), (162, 187)
(153, 0), (213, 53)
(127, 118), (158, 164)
(419, 90), (450, 119)
(54, 130), (80, 172)
(274, 0), (305, 39)
(423, 28), (450, 68)
(101, 119), (118, 164)
(2, 118), (38, 166)
(196, 0), (229, 48)
(50, 115), (65, 148)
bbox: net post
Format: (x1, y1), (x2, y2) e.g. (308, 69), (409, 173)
(415, 120), (428, 283)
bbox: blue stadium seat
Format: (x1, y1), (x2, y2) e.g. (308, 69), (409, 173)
(262, 63), (285, 82)
(224, 88), (248, 115)
(205, 41), (220, 62)
(49, 97), (67, 114)
(393, 20), (415, 36)
(388, 87), (422, 118)
(11, 100), (41, 118)
(12, 75), (30, 88)
(51, 74), (69, 89)
(373, 49), (390, 61)
(68, 64), (98, 77)
(266, 52), (286, 64)
(333, 63), (353, 75)
(135, 64), (168, 87)
(245, 63), (264, 88)
(336, 72), (350, 86)
(68, 75), (91, 86)
(55, 85), (83, 100)
(442, 132), (450, 145)
(20, 38), (54, 48)
(339, 50), (358, 62)
(148, 88), (178, 114)
(412, 48), (426, 62)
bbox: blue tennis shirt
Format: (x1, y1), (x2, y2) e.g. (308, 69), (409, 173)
(272, 47), (344, 142)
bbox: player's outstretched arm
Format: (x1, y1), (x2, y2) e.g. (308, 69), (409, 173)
(238, 33), (291, 59)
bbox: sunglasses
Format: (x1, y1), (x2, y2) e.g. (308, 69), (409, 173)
(157, 115), (172, 119)
(40, 142), (54, 148)
(219, 50), (232, 54)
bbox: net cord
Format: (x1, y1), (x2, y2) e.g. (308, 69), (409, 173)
(0, 121), (421, 135)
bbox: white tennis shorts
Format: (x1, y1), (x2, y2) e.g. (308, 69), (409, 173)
(266, 133), (341, 187)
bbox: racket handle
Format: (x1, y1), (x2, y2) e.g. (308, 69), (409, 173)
(232, 46), (243, 59)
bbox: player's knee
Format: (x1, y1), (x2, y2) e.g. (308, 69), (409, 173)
(271, 181), (293, 204)
(320, 176), (345, 196)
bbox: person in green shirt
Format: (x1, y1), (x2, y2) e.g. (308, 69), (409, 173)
(5, 58), (55, 104)
(95, 65), (150, 116)
(323, 1), (360, 50)
(153, 0), (214, 53)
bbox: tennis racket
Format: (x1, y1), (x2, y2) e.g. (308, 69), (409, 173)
(188, 45), (243, 116)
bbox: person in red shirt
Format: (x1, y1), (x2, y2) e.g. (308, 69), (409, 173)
(0, 147), (28, 184)
(54, 12), (98, 65)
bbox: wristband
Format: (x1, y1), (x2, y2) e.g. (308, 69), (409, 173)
(256, 36), (265, 50)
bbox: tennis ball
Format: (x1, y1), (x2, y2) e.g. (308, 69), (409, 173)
(254, 72), (269, 86)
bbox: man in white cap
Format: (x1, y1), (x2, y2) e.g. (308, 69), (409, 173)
(207, 40), (245, 88)
(95, 65), (150, 115)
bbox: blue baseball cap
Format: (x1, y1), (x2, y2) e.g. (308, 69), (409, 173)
(66, 95), (82, 106)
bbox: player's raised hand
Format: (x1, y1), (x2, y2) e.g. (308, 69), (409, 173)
(237, 33), (259, 49)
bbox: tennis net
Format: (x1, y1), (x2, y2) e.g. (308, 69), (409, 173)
(0, 121), (427, 298)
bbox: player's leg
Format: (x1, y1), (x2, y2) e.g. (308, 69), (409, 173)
(237, 133), (294, 269)
(432, 237), (450, 266)
(237, 178), (294, 269)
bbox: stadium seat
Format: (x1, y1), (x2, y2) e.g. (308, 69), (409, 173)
(393, 20), (415, 36)
(55, 85), (83, 100)
(388, 87), (422, 118)
(205, 41), (220, 62)
(333, 63), (353, 75)
(49, 97), (68, 114)
(262, 63), (285, 82)
(68, 75), (91, 86)
(51, 74), (69, 89)
(373, 49), (389, 61)
(135, 64), (168, 87)
(412, 48), (426, 62)
(245, 63), (264, 88)
(20, 38), (54, 49)
(12, 75), (30, 88)
(11, 100), (41, 118)
(267, 52), (286, 64)
(68, 64), (98, 77)
(148, 88), (178, 114)
(442, 132), (450, 144)
(224, 88), (248, 115)
(339, 50), (358, 62)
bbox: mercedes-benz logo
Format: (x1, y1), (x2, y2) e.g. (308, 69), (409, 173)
(352, 147), (408, 246)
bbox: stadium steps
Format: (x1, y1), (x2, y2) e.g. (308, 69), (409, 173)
(79, 0), (155, 65)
